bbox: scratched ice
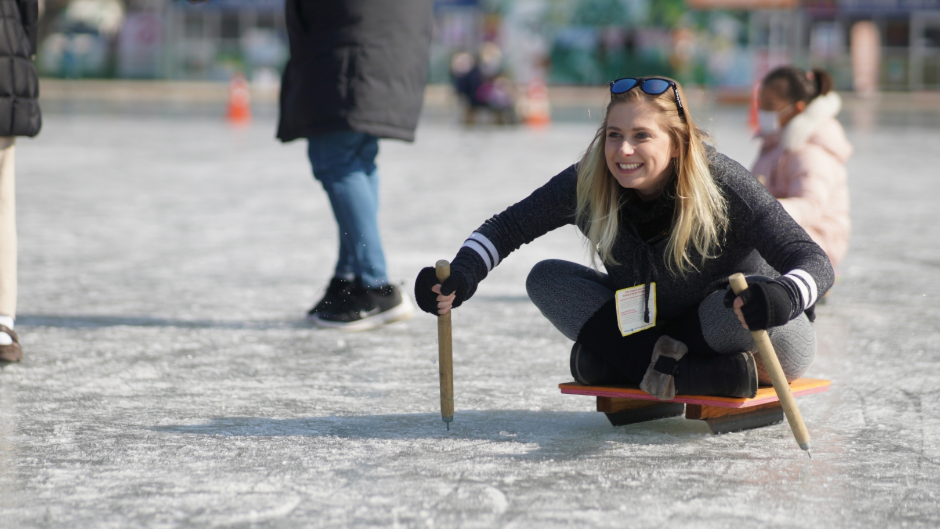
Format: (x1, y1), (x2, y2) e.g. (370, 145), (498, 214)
(0, 100), (939, 528)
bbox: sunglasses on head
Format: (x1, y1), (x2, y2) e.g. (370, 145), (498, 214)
(609, 77), (685, 120)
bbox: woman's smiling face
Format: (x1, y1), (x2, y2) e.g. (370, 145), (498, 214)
(604, 101), (678, 200)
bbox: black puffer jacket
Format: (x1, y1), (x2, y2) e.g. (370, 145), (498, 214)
(0, 0), (41, 137)
(276, 0), (433, 143)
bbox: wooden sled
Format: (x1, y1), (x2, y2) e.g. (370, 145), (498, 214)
(559, 378), (830, 434)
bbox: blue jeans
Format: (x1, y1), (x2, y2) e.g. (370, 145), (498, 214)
(307, 131), (388, 288)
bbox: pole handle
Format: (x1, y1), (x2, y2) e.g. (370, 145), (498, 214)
(436, 260), (454, 426)
(729, 273), (811, 451)
(436, 260), (450, 284)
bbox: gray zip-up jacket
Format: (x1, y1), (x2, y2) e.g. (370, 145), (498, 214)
(450, 149), (834, 321)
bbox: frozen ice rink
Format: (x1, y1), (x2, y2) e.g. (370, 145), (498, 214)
(2, 97), (939, 527)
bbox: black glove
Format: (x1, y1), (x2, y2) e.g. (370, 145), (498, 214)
(723, 281), (792, 330)
(414, 267), (472, 315)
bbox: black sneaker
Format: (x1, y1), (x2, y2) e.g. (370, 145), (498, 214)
(307, 277), (355, 319)
(313, 283), (414, 331)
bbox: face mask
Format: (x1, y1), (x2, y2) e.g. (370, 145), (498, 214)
(757, 110), (780, 134)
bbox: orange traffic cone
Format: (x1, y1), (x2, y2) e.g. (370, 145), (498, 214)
(523, 79), (551, 128)
(227, 73), (252, 125)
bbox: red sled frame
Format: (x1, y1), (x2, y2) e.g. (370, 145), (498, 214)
(559, 377), (831, 434)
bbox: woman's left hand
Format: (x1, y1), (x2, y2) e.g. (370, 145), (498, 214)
(723, 281), (793, 331)
(731, 296), (749, 329)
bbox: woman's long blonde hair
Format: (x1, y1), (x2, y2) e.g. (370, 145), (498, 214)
(575, 79), (727, 275)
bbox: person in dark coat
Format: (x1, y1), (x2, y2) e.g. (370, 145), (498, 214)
(277, 0), (433, 331)
(0, 0), (42, 362)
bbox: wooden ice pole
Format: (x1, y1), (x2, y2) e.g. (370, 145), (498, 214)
(729, 273), (812, 457)
(436, 260), (454, 429)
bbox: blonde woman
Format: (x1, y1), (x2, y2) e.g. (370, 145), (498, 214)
(415, 77), (833, 399)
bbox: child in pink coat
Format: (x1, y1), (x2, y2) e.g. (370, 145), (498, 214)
(752, 67), (852, 267)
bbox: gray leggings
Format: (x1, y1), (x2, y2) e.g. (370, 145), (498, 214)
(525, 259), (816, 383)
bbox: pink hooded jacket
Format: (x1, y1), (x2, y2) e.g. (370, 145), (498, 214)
(752, 92), (853, 267)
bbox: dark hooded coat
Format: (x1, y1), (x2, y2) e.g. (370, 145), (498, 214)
(0, 0), (41, 137)
(276, 0), (433, 143)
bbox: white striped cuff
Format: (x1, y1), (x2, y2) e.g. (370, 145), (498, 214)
(462, 232), (500, 271)
(784, 269), (819, 308)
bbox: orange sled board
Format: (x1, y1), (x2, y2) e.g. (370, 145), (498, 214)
(559, 377), (831, 434)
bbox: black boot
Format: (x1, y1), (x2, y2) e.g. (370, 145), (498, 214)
(576, 299), (664, 384)
(674, 352), (758, 398)
(569, 343), (622, 385)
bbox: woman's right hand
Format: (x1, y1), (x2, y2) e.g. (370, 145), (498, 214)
(415, 267), (470, 315)
(722, 280), (793, 331)
(430, 284), (457, 314)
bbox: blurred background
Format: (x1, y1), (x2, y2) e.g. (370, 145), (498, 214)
(34, 0), (940, 119)
(5, 3), (940, 523)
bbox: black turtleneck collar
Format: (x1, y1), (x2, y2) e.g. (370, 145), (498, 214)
(619, 174), (677, 241)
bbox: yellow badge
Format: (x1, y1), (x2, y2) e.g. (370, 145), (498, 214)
(614, 283), (657, 337)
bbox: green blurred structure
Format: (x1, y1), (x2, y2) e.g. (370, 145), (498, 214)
(33, 0), (940, 92)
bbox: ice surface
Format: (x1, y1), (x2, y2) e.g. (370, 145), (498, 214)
(0, 105), (938, 528)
